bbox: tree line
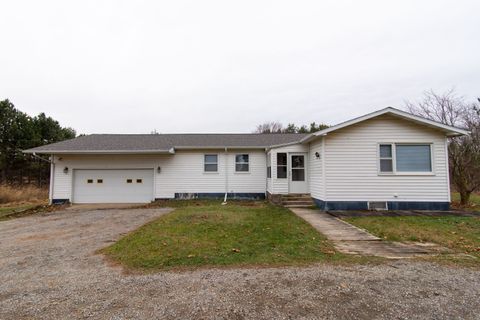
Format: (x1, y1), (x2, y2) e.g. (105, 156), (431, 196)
(254, 121), (329, 134)
(0, 99), (76, 186)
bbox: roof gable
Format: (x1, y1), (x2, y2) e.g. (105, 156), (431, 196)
(301, 107), (468, 143)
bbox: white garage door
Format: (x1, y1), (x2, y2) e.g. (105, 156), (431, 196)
(73, 169), (154, 203)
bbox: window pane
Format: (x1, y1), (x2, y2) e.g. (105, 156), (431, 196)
(277, 166), (287, 178)
(396, 145), (431, 172)
(235, 163), (249, 172)
(291, 155), (304, 168)
(380, 159), (393, 172)
(204, 164), (218, 172)
(292, 169), (305, 181)
(235, 154), (249, 163)
(380, 144), (392, 158)
(277, 153), (287, 165)
(204, 154), (217, 163)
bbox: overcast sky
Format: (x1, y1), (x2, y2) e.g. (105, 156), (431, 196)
(1, 0), (479, 134)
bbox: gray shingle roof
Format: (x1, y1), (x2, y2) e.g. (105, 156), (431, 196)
(24, 133), (309, 154)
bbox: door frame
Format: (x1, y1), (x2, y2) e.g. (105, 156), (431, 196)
(288, 152), (308, 194)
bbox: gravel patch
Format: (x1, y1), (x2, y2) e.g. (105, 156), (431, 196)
(0, 207), (479, 319)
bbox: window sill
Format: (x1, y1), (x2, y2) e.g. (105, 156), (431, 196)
(234, 171), (250, 174)
(203, 172), (219, 174)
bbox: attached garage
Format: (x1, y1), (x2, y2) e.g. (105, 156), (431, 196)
(72, 169), (154, 203)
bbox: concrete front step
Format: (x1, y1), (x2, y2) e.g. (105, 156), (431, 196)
(282, 200), (314, 205)
(282, 197), (312, 201)
(284, 204), (314, 208)
(282, 201), (315, 206)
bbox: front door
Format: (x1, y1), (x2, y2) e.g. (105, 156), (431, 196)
(289, 153), (308, 193)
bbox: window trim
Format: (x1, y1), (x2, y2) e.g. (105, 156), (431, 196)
(378, 144), (394, 174)
(276, 152), (287, 179)
(377, 142), (435, 176)
(204, 154), (219, 173)
(234, 153), (250, 173)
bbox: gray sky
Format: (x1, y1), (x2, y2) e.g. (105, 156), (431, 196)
(1, 0), (479, 134)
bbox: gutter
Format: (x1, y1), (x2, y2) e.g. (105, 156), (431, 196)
(23, 149), (175, 155)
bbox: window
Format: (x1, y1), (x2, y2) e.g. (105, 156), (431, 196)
(379, 143), (432, 173)
(126, 179), (133, 183)
(277, 153), (287, 178)
(396, 144), (432, 172)
(204, 154), (218, 172)
(136, 179), (143, 183)
(267, 153), (271, 178)
(97, 179), (103, 184)
(235, 154), (249, 172)
(379, 144), (393, 173)
(87, 179), (93, 184)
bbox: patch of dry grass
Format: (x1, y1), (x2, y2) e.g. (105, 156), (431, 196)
(0, 184), (48, 205)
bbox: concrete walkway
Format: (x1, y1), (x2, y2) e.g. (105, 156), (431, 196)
(290, 208), (444, 259)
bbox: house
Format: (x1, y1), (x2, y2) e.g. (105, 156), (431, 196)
(24, 107), (468, 210)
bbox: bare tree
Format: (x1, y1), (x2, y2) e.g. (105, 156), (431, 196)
(406, 90), (480, 205)
(254, 121), (283, 133)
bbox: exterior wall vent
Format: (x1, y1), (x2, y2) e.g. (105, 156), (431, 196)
(368, 201), (388, 211)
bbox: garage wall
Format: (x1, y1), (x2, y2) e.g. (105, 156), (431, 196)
(51, 149), (267, 201)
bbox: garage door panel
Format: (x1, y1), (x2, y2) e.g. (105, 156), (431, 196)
(73, 169), (153, 203)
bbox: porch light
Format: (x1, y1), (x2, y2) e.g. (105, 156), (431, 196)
(157, 166), (161, 173)
(315, 152), (320, 159)
(63, 167), (69, 174)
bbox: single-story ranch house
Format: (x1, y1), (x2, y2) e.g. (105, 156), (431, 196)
(25, 107), (468, 210)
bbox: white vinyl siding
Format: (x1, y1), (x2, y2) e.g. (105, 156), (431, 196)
(309, 138), (325, 200)
(51, 150), (266, 201)
(322, 115), (449, 202)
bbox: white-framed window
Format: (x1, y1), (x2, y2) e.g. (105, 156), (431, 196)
(277, 153), (287, 178)
(235, 154), (249, 172)
(379, 143), (433, 174)
(379, 144), (393, 173)
(204, 154), (218, 172)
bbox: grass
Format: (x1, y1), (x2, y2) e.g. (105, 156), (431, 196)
(0, 204), (38, 218)
(344, 215), (480, 266)
(102, 201), (372, 271)
(451, 192), (480, 212)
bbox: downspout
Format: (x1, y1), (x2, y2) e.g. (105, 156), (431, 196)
(222, 147), (228, 205)
(49, 156), (55, 205)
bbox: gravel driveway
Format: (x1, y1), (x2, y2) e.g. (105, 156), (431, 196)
(0, 207), (479, 320)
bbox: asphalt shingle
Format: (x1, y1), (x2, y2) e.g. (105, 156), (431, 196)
(24, 133), (309, 153)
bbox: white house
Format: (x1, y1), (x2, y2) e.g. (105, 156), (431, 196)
(24, 107), (468, 210)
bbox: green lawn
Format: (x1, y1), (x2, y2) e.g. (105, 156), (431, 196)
(344, 215), (480, 264)
(102, 201), (365, 271)
(0, 204), (37, 220)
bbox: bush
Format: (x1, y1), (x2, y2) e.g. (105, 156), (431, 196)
(0, 184), (48, 204)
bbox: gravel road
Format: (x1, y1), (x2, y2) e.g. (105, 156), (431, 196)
(0, 207), (479, 320)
